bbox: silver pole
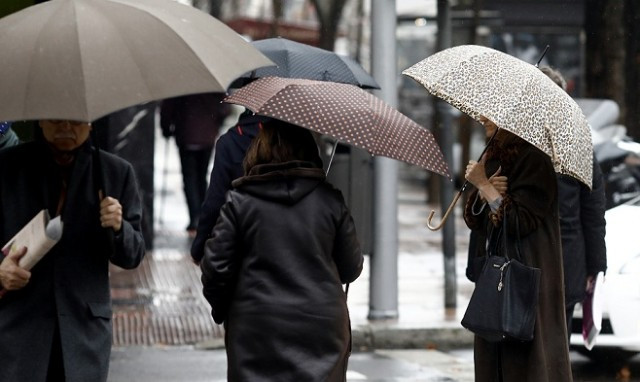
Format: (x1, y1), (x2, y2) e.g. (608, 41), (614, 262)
(368, 0), (399, 320)
(437, 0), (457, 308)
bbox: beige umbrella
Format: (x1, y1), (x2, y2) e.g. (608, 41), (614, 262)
(403, 45), (593, 229)
(225, 76), (450, 178)
(0, 0), (274, 122)
(403, 44), (592, 187)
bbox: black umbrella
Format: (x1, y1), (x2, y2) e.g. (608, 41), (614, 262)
(231, 37), (380, 89)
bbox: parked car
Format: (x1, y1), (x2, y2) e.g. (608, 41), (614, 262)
(570, 195), (640, 361)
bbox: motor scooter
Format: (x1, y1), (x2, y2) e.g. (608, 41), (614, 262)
(577, 98), (640, 209)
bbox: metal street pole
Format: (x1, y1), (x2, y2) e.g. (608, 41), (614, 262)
(436, 0), (457, 309)
(368, 0), (399, 320)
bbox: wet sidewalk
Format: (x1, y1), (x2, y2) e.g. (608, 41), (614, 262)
(109, 128), (475, 350)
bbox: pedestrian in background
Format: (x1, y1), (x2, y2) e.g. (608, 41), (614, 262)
(540, 66), (607, 337)
(200, 120), (363, 381)
(0, 119), (146, 381)
(160, 93), (231, 236)
(190, 109), (270, 264)
(0, 121), (19, 150)
(464, 116), (573, 381)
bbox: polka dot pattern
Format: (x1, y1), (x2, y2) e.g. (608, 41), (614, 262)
(403, 45), (593, 188)
(225, 76), (451, 178)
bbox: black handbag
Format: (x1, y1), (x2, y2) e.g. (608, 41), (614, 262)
(461, 211), (541, 342)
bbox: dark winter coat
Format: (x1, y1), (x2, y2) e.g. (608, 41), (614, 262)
(0, 140), (145, 382)
(558, 154), (607, 307)
(160, 93), (230, 149)
(201, 160), (363, 381)
(191, 113), (268, 263)
(464, 139), (573, 382)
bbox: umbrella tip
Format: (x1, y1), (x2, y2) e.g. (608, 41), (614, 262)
(535, 45), (550, 68)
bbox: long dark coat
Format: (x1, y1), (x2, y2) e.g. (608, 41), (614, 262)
(464, 138), (573, 382)
(0, 140), (145, 382)
(557, 154), (607, 307)
(201, 161), (363, 381)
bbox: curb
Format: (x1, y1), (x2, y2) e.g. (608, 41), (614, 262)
(195, 327), (474, 352)
(352, 325), (474, 351)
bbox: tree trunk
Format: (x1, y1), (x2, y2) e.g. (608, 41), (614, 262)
(624, 0), (640, 139)
(585, 0), (626, 123)
(208, 0), (222, 18)
(270, 0), (284, 38)
(310, 0), (348, 50)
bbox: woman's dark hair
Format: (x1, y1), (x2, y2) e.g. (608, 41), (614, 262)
(243, 119), (323, 174)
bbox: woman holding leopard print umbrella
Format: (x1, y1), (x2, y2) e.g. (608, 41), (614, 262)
(464, 117), (572, 382)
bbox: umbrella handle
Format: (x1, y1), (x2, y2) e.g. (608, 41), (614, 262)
(325, 139), (339, 174)
(426, 125), (500, 231)
(426, 190), (463, 231)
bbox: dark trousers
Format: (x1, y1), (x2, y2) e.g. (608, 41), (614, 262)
(179, 146), (213, 230)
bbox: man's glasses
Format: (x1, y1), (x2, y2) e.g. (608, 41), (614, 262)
(45, 120), (90, 126)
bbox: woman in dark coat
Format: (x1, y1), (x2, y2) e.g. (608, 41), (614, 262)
(200, 121), (363, 381)
(464, 117), (573, 381)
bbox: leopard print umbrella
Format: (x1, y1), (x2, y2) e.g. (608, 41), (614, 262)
(403, 45), (593, 188)
(224, 77), (450, 179)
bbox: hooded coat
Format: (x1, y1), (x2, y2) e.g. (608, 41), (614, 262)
(0, 140), (145, 382)
(464, 138), (573, 382)
(201, 160), (363, 382)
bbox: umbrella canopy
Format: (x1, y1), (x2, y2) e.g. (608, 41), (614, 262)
(403, 44), (593, 188)
(0, 0), (274, 122)
(224, 76), (450, 178)
(232, 37), (380, 89)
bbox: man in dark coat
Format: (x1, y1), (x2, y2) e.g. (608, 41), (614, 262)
(190, 111), (270, 264)
(558, 157), (607, 332)
(160, 93), (231, 234)
(0, 119), (146, 381)
(541, 66), (608, 334)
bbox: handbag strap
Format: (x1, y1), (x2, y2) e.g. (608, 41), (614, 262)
(487, 206), (526, 263)
(502, 207), (534, 265)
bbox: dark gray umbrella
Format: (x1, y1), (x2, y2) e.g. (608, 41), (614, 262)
(232, 37), (380, 89)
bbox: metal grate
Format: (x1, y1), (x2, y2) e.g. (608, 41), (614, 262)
(110, 230), (224, 346)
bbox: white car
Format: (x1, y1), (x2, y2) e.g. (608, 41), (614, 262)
(570, 195), (640, 360)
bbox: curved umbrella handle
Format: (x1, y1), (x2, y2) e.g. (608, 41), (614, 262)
(426, 190), (464, 231)
(427, 127), (500, 231)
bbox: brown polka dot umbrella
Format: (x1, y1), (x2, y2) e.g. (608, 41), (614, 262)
(224, 77), (450, 179)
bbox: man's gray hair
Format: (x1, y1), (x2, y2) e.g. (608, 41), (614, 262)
(539, 66), (567, 91)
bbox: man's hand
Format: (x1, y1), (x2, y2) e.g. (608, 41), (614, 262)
(100, 196), (123, 232)
(0, 246), (31, 290)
